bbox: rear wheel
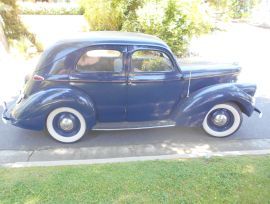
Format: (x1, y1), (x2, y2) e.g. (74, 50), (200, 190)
(203, 103), (242, 137)
(46, 107), (86, 143)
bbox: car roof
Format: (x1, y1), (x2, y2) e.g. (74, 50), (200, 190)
(58, 31), (169, 48)
(36, 32), (171, 70)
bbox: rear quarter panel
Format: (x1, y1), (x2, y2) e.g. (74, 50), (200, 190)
(11, 86), (96, 130)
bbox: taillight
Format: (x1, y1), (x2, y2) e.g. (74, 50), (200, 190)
(33, 74), (44, 81)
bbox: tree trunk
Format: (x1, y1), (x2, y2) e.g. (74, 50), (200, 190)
(0, 19), (9, 55)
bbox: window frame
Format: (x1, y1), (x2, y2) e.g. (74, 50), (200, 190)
(74, 47), (125, 74)
(130, 48), (176, 73)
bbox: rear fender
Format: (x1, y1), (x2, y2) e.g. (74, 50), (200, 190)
(172, 83), (255, 127)
(12, 87), (96, 130)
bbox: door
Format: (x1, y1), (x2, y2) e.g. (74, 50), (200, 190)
(69, 45), (127, 122)
(127, 46), (185, 121)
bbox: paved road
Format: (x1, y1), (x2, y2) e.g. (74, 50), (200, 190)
(0, 97), (268, 151)
(0, 22), (269, 158)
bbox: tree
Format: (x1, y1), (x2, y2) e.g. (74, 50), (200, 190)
(0, 0), (42, 51)
(0, 2), (9, 52)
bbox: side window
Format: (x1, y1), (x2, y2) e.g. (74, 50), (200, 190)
(131, 50), (173, 72)
(49, 57), (67, 75)
(76, 49), (123, 73)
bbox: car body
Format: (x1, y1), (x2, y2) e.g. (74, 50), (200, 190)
(2, 32), (262, 143)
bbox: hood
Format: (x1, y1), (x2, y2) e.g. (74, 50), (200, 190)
(180, 61), (241, 80)
(178, 59), (241, 94)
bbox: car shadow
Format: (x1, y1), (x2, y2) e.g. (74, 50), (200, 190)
(0, 96), (269, 156)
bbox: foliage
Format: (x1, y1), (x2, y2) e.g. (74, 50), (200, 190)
(0, 0), (42, 53)
(141, 58), (171, 72)
(133, 50), (173, 72)
(134, 0), (213, 55)
(208, 0), (259, 19)
(80, 0), (124, 31)
(18, 2), (84, 15)
(121, 0), (145, 31)
(80, 0), (213, 56)
(0, 2), (10, 12)
(80, 0), (144, 31)
(0, 156), (270, 203)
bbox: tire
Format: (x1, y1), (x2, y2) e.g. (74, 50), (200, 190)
(203, 103), (242, 137)
(46, 107), (87, 143)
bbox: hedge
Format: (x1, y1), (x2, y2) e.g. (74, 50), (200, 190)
(18, 2), (84, 15)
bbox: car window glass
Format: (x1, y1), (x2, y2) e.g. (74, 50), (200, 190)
(131, 50), (173, 72)
(77, 50), (123, 72)
(49, 57), (68, 75)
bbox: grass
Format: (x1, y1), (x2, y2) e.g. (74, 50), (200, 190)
(0, 156), (270, 203)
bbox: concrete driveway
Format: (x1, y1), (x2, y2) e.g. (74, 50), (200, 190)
(0, 22), (269, 163)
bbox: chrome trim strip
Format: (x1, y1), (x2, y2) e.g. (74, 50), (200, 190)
(183, 72), (240, 80)
(186, 71), (191, 97)
(47, 79), (181, 83)
(47, 72), (238, 83)
(92, 124), (175, 131)
(46, 79), (126, 83)
(128, 78), (181, 83)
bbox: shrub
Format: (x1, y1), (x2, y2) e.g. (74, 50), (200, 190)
(133, 0), (213, 55)
(121, 0), (145, 31)
(80, 0), (124, 31)
(80, 0), (213, 56)
(18, 2), (84, 15)
(208, 0), (259, 19)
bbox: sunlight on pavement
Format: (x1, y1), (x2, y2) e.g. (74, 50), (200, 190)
(161, 143), (212, 155)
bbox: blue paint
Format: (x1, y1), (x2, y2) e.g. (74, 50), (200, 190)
(2, 32), (260, 133)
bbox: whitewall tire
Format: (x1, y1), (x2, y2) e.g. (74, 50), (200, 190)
(46, 107), (87, 143)
(203, 103), (242, 137)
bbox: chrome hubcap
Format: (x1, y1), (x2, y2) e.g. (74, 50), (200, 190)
(213, 114), (228, 126)
(59, 118), (74, 131)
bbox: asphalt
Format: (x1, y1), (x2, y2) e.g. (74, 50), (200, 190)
(0, 98), (270, 151)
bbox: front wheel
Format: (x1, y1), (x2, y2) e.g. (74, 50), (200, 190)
(203, 103), (242, 137)
(46, 107), (87, 143)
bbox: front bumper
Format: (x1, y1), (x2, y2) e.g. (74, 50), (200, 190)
(2, 101), (14, 124)
(254, 107), (263, 118)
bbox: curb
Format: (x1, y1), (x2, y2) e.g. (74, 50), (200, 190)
(1, 149), (270, 168)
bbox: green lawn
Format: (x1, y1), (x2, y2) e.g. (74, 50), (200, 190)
(0, 156), (270, 203)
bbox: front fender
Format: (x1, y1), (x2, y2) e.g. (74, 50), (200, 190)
(172, 83), (256, 127)
(11, 87), (96, 130)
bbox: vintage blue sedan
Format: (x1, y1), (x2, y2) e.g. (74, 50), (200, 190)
(2, 32), (262, 143)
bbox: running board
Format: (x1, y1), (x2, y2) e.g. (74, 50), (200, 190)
(92, 120), (176, 131)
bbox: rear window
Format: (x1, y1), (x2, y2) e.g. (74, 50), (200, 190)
(49, 58), (66, 75)
(76, 49), (123, 73)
